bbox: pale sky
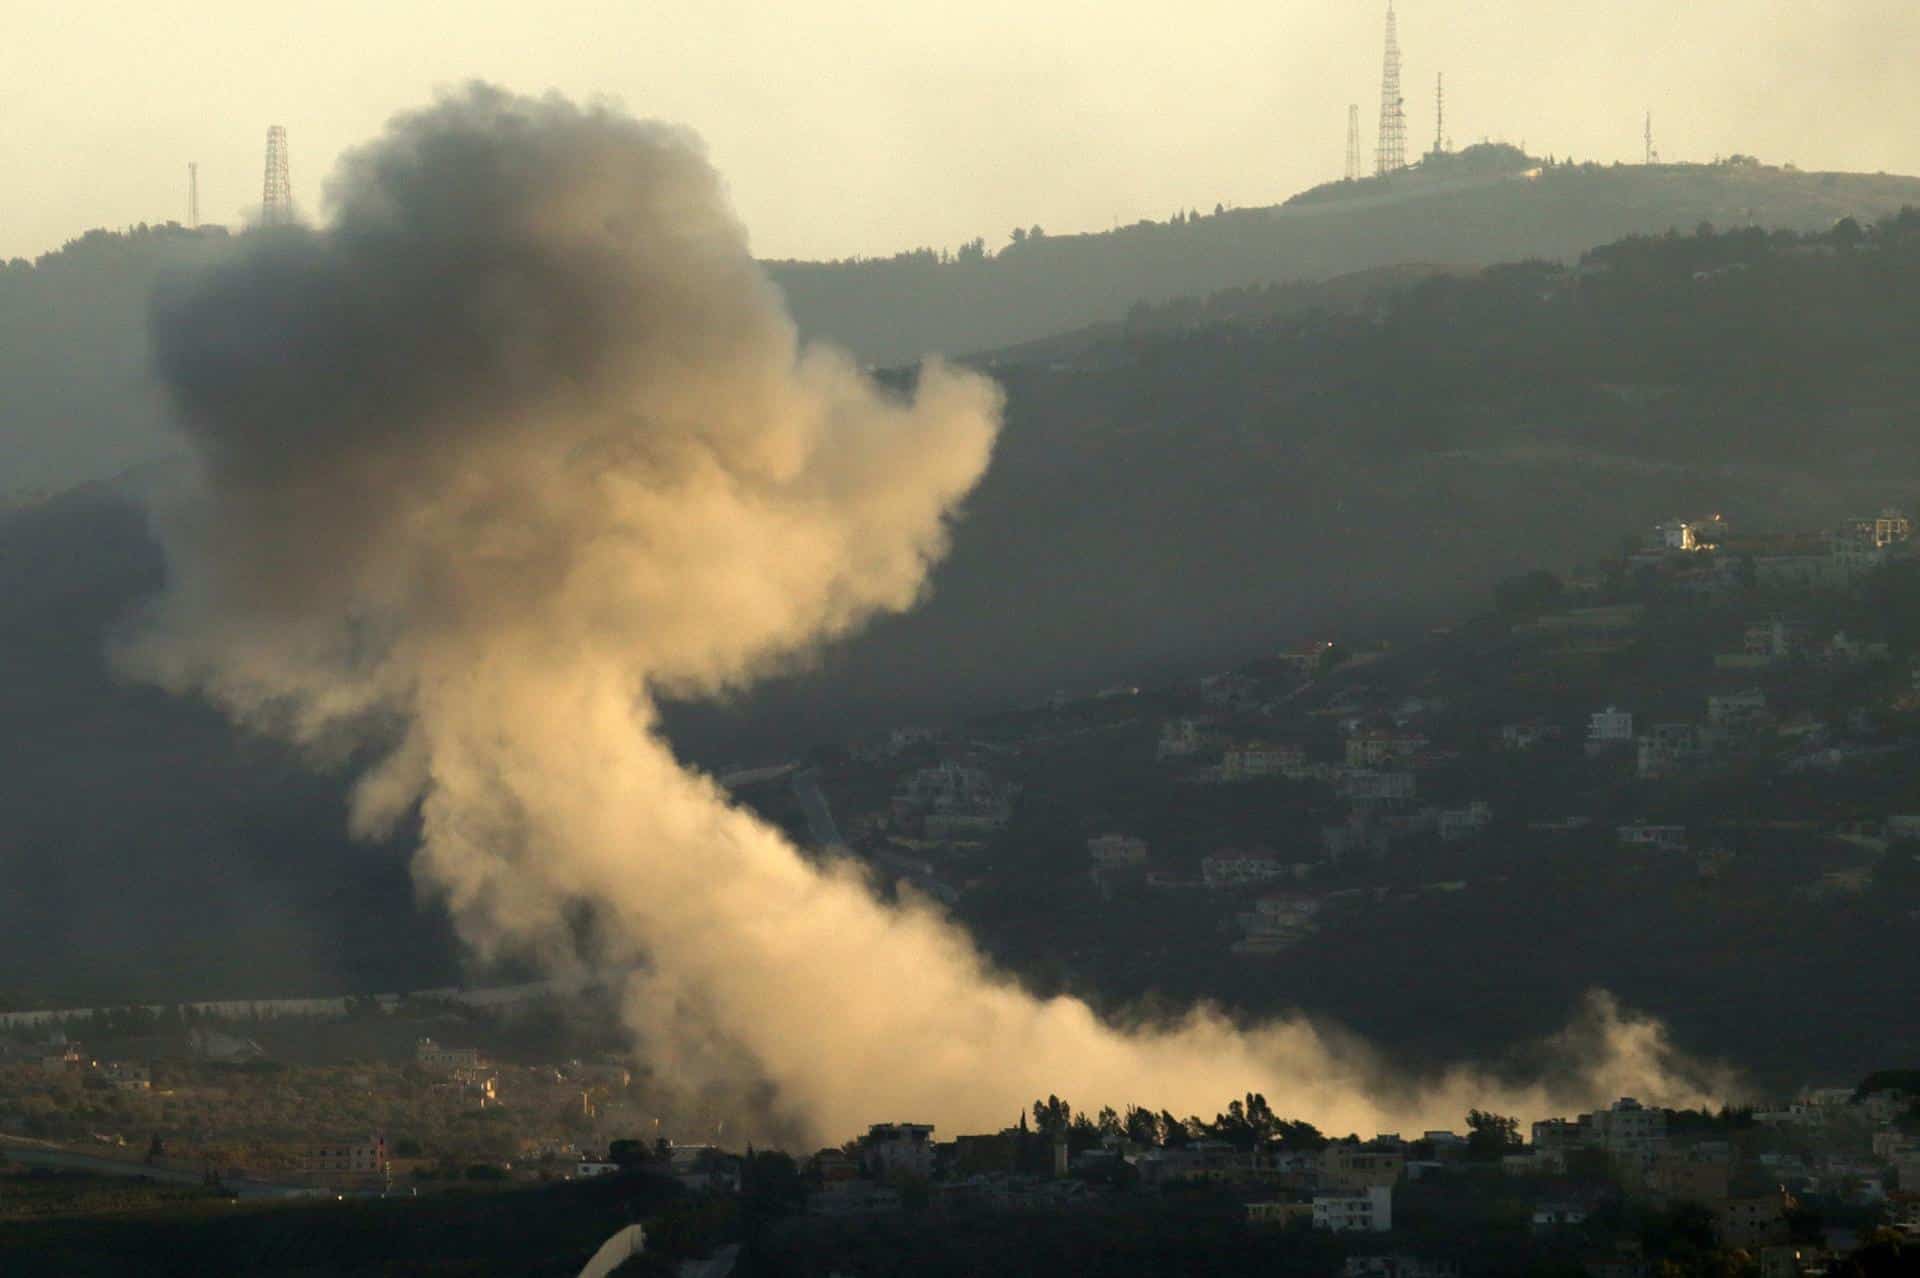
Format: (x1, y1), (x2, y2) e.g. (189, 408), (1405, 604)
(4, 0), (1919, 265)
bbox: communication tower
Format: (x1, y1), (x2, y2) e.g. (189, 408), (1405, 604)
(1433, 72), (1448, 155)
(1374, 2), (1407, 175)
(1644, 111), (1659, 165)
(262, 125), (293, 226)
(187, 162), (199, 230)
(1345, 104), (1362, 182)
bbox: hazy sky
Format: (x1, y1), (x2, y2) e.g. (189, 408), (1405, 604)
(5, 0), (1919, 265)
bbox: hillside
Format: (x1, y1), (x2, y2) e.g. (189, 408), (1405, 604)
(10, 153), (1920, 492)
(768, 150), (1920, 363)
(6, 216), (1920, 1078)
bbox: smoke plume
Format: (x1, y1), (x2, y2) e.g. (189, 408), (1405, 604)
(127, 85), (1731, 1145)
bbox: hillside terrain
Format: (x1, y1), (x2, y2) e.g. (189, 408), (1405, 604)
(9, 151), (1920, 492)
(769, 149), (1920, 363)
(5, 215), (1920, 1087)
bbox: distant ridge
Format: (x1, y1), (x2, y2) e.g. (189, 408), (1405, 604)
(769, 149), (1920, 363)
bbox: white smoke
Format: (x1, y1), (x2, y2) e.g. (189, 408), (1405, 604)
(125, 84), (1734, 1147)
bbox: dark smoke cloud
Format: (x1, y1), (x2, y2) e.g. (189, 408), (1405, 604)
(125, 84), (1729, 1145)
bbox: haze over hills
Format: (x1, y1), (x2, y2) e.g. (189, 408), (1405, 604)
(9, 149), (1920, 493)
(6, 210), (1920, 1059)
(768, 147), (1920, 363)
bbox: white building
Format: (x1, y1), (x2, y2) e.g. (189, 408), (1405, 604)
(1587, 706), (1634, 750)
(1314, 1184), (1392, 1233)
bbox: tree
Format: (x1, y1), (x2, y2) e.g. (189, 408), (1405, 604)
(1008, 227), (1027, 245)
(1465, 1109), (1522, 1159)
(1031, 1094), (1072, 1135)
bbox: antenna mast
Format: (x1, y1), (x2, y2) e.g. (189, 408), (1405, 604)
(1375, 2), (1407, 175)
(187, 162), (199, 230)
(1433, 72), (1447, 155)
(1644, 111), (1658, 165)
(1345, 104), (1362, 181)
(262, 125), (293, 226)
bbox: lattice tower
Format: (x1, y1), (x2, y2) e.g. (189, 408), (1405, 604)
(1375, 2), (1407, 175)
(262, 125), (293, 226)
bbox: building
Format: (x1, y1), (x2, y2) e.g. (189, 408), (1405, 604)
(1588, 1098), (1667, 1169)
(1718, 1191), (1791, 1250)
(1637, 723), (1704, 779)
(1321, 1144), (1405, 1191)
(1437, 802), (1492, 842)
(1201, 852), (1291, 890)
(1345, 728), (1428, 769)
(303, 1133), (388, 1178)
(1245, 1200), (1314, 1227)
(1587, 707), (1634, 753)
(1706, 689), (1768, 729)
(1650, 1150), (1732, 1205)
(1343, 1258), (1459, 1278)
(416, 1038), (482, 1071)
(862, 1123), (936, 1180)
(1841, 508), (1913, 550)
(1617, 824), (1688, 852)
(1745, 620), (1813, 662)
(1313, 1184), (1392, 1233)
(1340, 771), (1416, 803)
(808, 1182), (903, 1215)
(1157, 718), (1205, 759)
(1223, 743), (1309, 781)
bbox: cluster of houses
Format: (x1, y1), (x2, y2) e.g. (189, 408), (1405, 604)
(767, 1089), (1920, 1276)
(1636, 508), (1913, 594)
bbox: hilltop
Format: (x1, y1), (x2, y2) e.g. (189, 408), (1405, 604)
(768, 148), (1920, 363)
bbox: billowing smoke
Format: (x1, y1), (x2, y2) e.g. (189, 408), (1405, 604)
(126, 85), (1732, 1145)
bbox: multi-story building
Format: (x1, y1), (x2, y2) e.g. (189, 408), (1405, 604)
(1320, 1143), (1405, 1191)
(1587, 706), (1634, 754)
(1588, 1097), (1667, 1169)
(303, 1133), (388, 1178)
(861, 1123), (936, 1180)
(1313, 1184), (1392, 1233)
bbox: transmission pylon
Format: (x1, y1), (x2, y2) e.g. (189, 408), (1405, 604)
(1375, 2), (1407, 176)
(187, 163), (199, 230)
(262, 125), (293, 226)
(1345, 104), (1362, 181)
